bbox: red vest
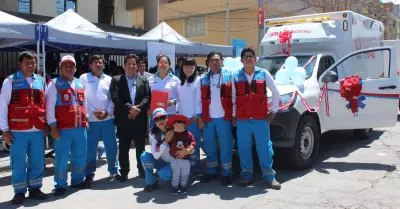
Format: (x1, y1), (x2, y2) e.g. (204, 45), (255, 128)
(54, 77), (87, 129)
(200, 70), (233, 123)
(233, 68), (269, 120)
(8, 72), (46, 130)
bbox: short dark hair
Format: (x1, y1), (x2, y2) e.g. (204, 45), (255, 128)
(124, 54), (139, 65)
(18, 51), (37, 62)
(180, 57), (198, 86)
(157, 55), (171, 66)
(138, 55), (147, 63)
(241, 47), (256, 58)
(90, 55), (104, 64)
(206, 51), (223, 66)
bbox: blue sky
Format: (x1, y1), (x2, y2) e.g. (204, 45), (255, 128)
(381, 0), (400, 4)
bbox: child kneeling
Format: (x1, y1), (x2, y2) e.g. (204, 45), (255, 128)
(167, 114), (196, 196)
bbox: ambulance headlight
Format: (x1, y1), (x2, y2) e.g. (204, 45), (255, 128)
(278, 93), (297, 112)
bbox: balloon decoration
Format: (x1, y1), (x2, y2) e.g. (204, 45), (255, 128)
(275, 56), (307, 86)
(292, 67), (307, 86)
(223, 57), (243, 72)
(284, 56), (298, 72)
(275, 69), (290, 85)
(278, 30), (293, 56)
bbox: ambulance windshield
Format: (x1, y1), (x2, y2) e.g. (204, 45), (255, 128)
(256, 56), (316, 79)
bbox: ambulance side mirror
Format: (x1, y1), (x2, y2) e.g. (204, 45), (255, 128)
(322, 71), (338, 83)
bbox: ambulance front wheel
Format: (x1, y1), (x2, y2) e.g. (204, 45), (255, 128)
(290, 115), (320, 170)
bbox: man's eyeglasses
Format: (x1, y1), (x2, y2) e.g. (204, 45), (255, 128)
(242, 56), (255, 60)
(210, 59), (222, 64)
(154, 116), (167, 122)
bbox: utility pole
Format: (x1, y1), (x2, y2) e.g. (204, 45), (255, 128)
(258, 0), (265, 56)
(136, 8), (138, 28)
(226, 0), (230, 45)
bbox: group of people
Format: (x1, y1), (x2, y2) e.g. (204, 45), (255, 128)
(0, 47), (281, 205)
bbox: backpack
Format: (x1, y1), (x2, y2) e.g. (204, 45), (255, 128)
(340, 76), (362, 99)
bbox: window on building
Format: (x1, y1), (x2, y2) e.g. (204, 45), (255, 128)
(18, 0), (32, 14)
(185, 16), (207, 38)
(57, 0), (77, 15)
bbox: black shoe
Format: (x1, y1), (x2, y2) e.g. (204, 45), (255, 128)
(143, 181), (160, 192)
(54, 188), (66, 197)
(85, 174), (94, 183)
(220, 176), (232, 186)
(116, 174), (128, 182)
(138, 169), (145, 179)
(179, 186), (188, 195)
(238, 178), (253, 187)
(171, 187), (179, 196)
(200, 174), (218, 183)
(28, 188), (48, 200)
(71, 181), (91, 189)
(11, 193), (25, 205)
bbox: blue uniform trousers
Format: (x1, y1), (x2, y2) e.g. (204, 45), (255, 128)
(187, 119), (202, 176)
(140, 152), (172, 185)
(86, 119), (118, 176)
(54, 127), (87, 189)
(236, 119), (276, 182)
(10, 131), (45, 194)
(203, 117), (233, 176)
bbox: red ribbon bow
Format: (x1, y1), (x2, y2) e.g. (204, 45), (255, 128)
(278, 30), (292, 56)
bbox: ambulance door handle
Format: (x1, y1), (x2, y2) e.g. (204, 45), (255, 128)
(378, 85), (397, 90)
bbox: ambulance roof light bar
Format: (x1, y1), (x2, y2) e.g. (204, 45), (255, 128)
(265, 16), (332, 26)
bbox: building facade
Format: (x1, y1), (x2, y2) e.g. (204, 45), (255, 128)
(1, 0), (133, 27)
(132, 0), (318, 58)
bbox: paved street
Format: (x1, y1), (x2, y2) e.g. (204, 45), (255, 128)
(0, 121), (399, 209)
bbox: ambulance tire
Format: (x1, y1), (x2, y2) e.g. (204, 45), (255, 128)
(353, 128), (373, 140)
(0, 141), (6, 152)
(290, 115), (320, 170)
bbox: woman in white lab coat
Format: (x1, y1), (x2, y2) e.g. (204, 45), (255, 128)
(148, 55), (180, 128)
(177, 57), (202, 177)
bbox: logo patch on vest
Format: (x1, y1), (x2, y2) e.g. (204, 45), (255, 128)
(64, 94), (69, 101)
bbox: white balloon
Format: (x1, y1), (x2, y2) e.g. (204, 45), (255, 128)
(223, 57), (234, 69)
(291, 67), (307, 85)
(284, 56), (298, 72)
(275, 69), (290, 85)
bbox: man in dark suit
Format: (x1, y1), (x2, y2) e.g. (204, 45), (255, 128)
(110, 54), (151, 182)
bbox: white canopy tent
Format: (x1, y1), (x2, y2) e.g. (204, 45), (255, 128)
(42, 9), (150, 54)
(141, 22), (233, 57)
(0, 11), (40, 62)
(40, 9), (153, 82)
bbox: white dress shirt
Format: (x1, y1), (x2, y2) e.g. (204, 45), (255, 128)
(0, 76), (40, 132)
(232, 67), (280, 116)
(149, 133), (172, 162)
(209, 72), (226, 118)
(125, 73), (137, 105)
(177, 77), (201, 118)
(45, 78), (77, 126)
(79, 73), (114, 122)
(148, 73), (180, 115)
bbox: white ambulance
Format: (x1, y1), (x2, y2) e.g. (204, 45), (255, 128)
(258, 11), (399, 169)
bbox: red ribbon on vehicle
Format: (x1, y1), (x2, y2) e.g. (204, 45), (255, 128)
(269, 30), (293, 57)
(278, 30), (293, 56)
(277, 83), (330, 117)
